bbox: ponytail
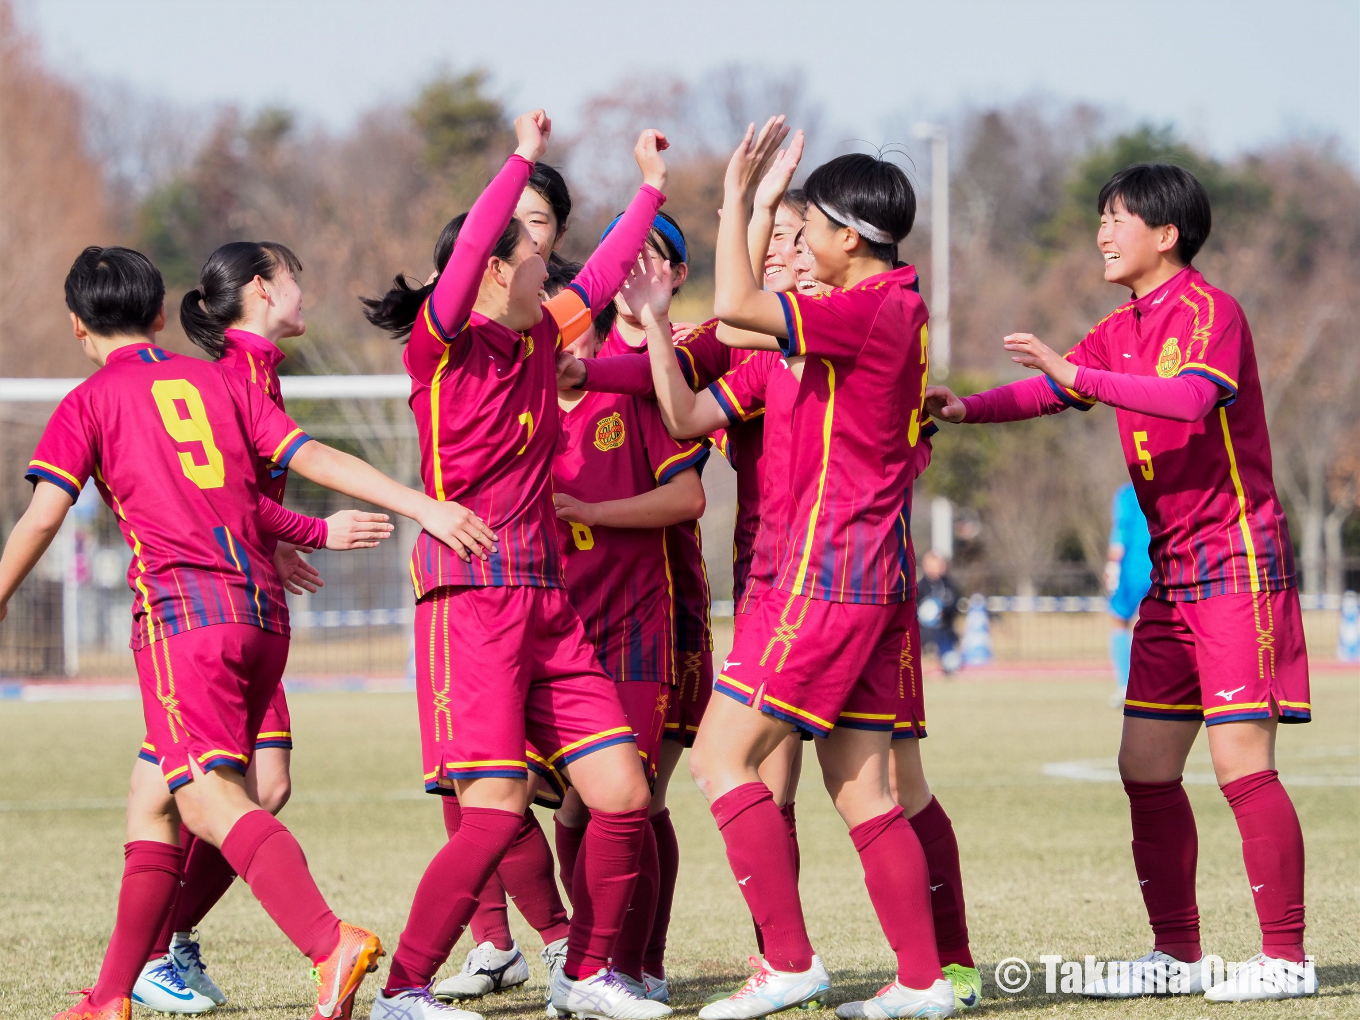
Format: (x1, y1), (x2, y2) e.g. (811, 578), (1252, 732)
(362, 213), (524, 341)
(180, 241), (302, 359)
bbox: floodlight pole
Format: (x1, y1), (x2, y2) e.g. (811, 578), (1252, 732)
(913, 123), (949, 379)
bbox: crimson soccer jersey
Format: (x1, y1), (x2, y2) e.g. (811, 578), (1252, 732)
(27, 342), (311, 649)
(554, 390), (707, 683)
(219, 328), (288, 503)
(774, 265), (936, 603)
(600, 327), (713, 651)
(676, 319), (768, 603)
(707, 349), (788, 608)
(1057, 266), (1294, 601)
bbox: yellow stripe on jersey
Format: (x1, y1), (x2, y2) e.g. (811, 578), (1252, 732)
(786, 295), (807, 355)
(1183, 283), (1217, 360)
(715, 377), (754, 421)
(430, 346), (453, 501)
(654, 444), (704, 482)
(791, 358), (836, 594)
(1179, 362), (1238, 390)
(270, 429), (305, 464)
(29, 460), (82, 488)
(1219, 406), (1261, 593)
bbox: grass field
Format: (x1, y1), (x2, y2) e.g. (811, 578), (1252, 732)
(1, 662), (1356, 1020)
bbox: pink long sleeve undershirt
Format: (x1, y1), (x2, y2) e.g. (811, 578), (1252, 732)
(581, 351), (656, 395)
(960, 371), (1221, 424)
(1074, 367), (1222, 422)
(430, 155), (666, 332)
(258, 496), (327, 549)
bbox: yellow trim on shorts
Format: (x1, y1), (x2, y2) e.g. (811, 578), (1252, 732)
(761, 694), (834, 731)
(545, 726), (636, 765)
(1124, 698), (1203, 711)
(1203, 701), (1270, 716)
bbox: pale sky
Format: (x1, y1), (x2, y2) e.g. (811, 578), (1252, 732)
(18, 0), (1360, 163)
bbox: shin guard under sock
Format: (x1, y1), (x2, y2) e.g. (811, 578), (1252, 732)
(907, 797), (974, 968)
(644, 809), (679, 977)
(851, 807), (941, 989)
(1124, 778), (1201, 962)
(554, 816), (587, 905)
(92, 841), (183, 1007)
(497, 809), (571, 945)
(612, 818), (658, 980)
(1221, 770), (1306, 962)
(565, 808), (648, 980)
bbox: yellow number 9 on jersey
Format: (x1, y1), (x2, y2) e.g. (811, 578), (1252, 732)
(151, 379), (226, 489)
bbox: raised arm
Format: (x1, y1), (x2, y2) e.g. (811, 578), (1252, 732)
(713, 120), (799, 341)
(428, 111), (549, 335)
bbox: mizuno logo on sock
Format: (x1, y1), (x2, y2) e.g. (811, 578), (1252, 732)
(1252, 883), (1264, 892)
(738, 875), (751, 885)
(1139, 879), (1150, 885)
(930, 883), (943, 891)
(1216, 685), (1247, 701)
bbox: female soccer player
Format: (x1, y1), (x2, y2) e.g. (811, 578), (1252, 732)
(547, 259), (708, 1000)
(360, 110), (676, 1020)
(516, 162), (573, 266)
(2, 245), (498, 1020)
(926, 164), (1313, 1003)
(686, 117), (954, 1020)
(129, 241), (395, 1014)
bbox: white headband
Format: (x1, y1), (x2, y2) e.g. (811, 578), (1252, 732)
(814, 201), (894, 245)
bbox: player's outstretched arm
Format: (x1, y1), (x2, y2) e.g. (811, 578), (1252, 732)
(287, 441), (497, 562)
(622, 253), (729, 438)
(554, 467), (705, 530)
(0, 482), (74, 622)
(713, 118), (798, 345)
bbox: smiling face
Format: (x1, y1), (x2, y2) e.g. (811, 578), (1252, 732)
(800, 204), (855, 288)
(763, 203), (804, 293)
(792, 234), (832, 296)
(1098, 197), (1181, 291)
(516, 187), (562, 261)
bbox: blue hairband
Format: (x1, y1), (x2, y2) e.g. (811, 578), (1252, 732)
(599, 213), (687, 264)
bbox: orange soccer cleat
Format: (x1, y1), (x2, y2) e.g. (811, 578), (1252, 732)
(311, 922), (384, 1020)
(53, 992), (131, 1020)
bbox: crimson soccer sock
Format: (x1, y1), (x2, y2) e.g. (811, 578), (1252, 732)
(907, 797), (975, 968)
(613, 819), (659, 980)
(496, 809), (570, 945)
(851, 807), (941, 989)
(781, 801), (801, 878)
(148, 827), (192, 961)
(711, 783), (813, 973)
(1123, 778), (1202, 962)
(644, 809), (679, 977)
(555, 816), (587, 905)
(384, 806), (523, 993)
(1221, 770), (1306, 962)
(91, 841), (182, 1007)
(445, 797), (516, 951)
(564, 807), (649, 980)
(219, 810), (341, 965)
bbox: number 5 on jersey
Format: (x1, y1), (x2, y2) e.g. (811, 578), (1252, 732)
(1132, 430), (1154, 481)
(152, 379), (226, 489)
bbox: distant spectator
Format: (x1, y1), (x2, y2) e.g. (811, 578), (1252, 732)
(918, 550), (962, 675)
(1106, 482), (1152, 704)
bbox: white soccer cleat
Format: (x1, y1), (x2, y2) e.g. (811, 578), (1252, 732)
(697, 955), (831, 1020)
(1203, 953), (1316, 1001)
(550, 965), (674, 1019)
(542, 937), (569, 1017)
(169, 931), (227, 1006)
(1082, 950), (1205, 997)
(131, 955), (218, 1014)
(434, 940), (531, 1000)
(835, 978), (955, 1019)
(372, 985), (487, 1020)
(642, 973), (669, 1003)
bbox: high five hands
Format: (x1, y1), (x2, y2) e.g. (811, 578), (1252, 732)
(924, 332), (1077, 424)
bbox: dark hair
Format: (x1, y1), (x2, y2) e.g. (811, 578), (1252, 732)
(781, 188), (808, 220)
(527, 163), (572, 234)
(544, 259), (616, 339)
(64, 246), (165, 335)
(804, 154), (915, 263)
(180, 241), (302, 359)
(1097, 163), (1211, 264)
(362, 215), (524, 339)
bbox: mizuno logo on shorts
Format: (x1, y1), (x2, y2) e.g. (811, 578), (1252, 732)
(1216, 685), (1247, 701)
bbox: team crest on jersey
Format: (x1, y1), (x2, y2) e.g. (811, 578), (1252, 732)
(520, 332), (535, 359)
(593, 412), (626, 451)
(1156, 337), (1181, 378)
